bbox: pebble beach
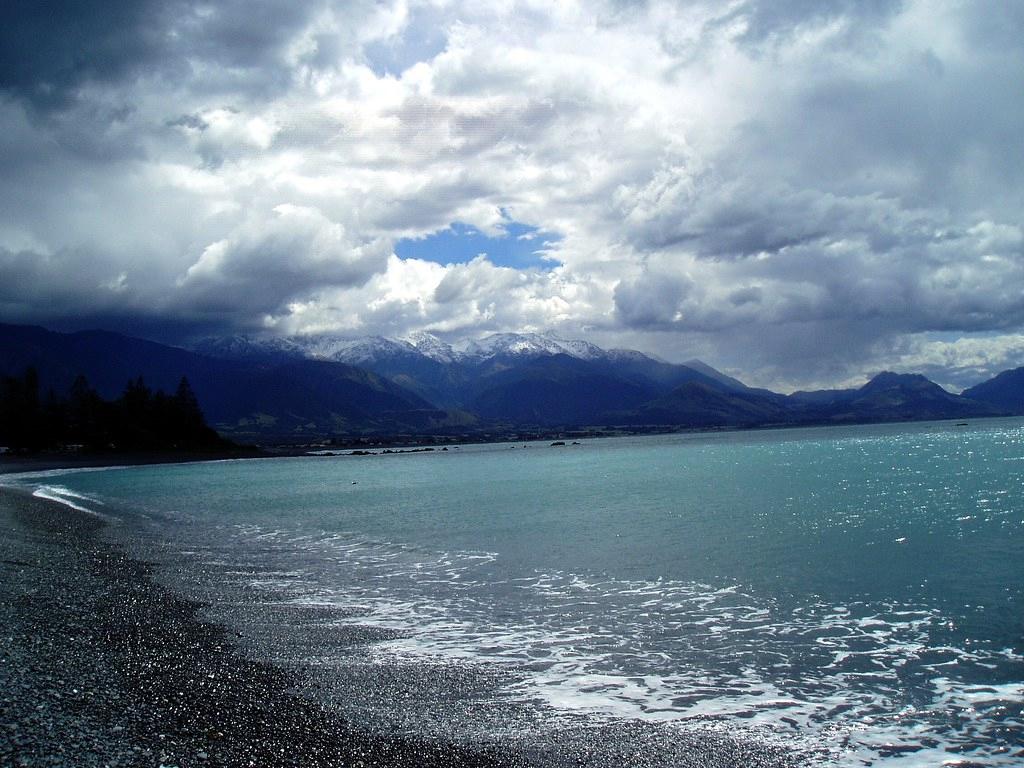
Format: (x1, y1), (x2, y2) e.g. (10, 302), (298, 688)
(0, 487), (504, 768)
(0, 479), (801, 768)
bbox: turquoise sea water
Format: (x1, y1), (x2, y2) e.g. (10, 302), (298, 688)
(8, 420), (1024, 765)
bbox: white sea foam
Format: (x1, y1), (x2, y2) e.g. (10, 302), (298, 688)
(1, 466), (119, 481)
(158, 520), (1024, 766)
(11, 422), (1023, 765)
(31, 485), (107, 517)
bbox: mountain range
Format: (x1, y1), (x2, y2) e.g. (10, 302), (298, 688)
(1, 322), (1020, 442)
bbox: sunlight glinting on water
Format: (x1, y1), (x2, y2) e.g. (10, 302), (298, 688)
(14, 421), (1024, 765)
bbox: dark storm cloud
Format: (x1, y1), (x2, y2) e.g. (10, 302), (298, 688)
(613, 271), (692, 328)
(1, 0), (1022, 389)
(0, 246), (142, 321)
(177, 206), (389, 317)
(178, 0), (313, 69)
(616, 220), (1024, 335)
(0, 0), (176, 110)
(604, 0), (1024, 386)
(170, 0), (340, 100)
(0, 0), (331, 112)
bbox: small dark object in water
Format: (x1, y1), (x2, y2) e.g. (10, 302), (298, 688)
(550, 441), (565, 447)
(956, 422), (968, 426)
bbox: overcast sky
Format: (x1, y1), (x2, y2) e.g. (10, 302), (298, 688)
(1, 0), (1022, 391)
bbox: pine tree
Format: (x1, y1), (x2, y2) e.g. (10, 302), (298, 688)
(68, 375), (105, 448)
(174, 376), (204, 431)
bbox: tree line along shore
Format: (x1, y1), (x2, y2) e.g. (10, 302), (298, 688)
(0, 367), (233, 455)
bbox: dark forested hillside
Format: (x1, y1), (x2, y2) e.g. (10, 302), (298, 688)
(0, 324), (448, 439)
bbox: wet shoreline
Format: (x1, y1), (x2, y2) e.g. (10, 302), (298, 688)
(0, 485), (802, 767)
(0, 487), (503, 767)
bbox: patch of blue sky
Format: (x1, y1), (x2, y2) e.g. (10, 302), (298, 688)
(395, 220), (563, 270)
(363, 7), (448, 77)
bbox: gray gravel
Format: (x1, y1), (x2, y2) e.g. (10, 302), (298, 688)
(0, 487), (806, 767)
(0, 489), (502, 768)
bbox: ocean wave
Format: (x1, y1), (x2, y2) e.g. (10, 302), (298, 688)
(31, 485), (108, 517)
(154, 521), (1024, 766)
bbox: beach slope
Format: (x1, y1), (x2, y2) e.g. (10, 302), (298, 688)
(0, 488), (499, 768)
(0, 485), (799, 768)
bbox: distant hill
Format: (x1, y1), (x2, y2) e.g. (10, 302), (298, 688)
(788, 372), (1002, 422)
(610, 380), (790, 427)
(0, 324), (449, 439)
(962, 368), (1024, 413)
(469, 354), (657, 426)
(603, 372), (999, 428)
(683, 359), (752, 392)
(193, 331), (732, 417)
(1, 324), (1010, 441)
(787, 387), (857, 406)
(185, 333), (1012, 431)
(196, 333), (472, 407)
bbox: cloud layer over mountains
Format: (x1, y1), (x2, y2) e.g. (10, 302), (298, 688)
(1, 0), (1022, 391)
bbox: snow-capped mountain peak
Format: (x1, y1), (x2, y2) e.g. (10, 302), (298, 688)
(547, 337), (607, 360)
(459, 332), (608, 361)
(301, 335), (417, 364)
(402, 331), (462, 363)
(192, 330), (663, 368)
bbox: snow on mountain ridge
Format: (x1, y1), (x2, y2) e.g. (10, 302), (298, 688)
(460, 332), (608, 360)
(301, 335), (417, 364)
(194, 331), (667, 367)
(548, 337), (606, 360)
(402, 331), (462, 363)
(606, 347), (661, 363)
